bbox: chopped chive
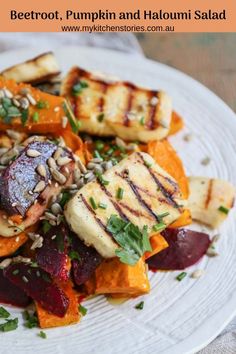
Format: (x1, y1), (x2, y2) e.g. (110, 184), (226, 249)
(38, 330), (47, 339)
(97, 113), (104, 122)
(62, 102), (80, 134)
(139, 116), (145, 125)
(106, 147), (114, 156)
(95, 171), (109, 186)
(78, 304), (87, 316)
(94, 150), (102, 159)
(12, 269), (19, 275)
(95, 140), (104, 151)
(21, 109), (28, 126)
(32, 112), (39, 122)
(24, 311), (38, 328)
(176, 272), (187, 281)
(0, 307), (10, 318)
(98, 202), (107, 209)
(89, 197), (97, 210)
(135, 301), (144, 310)
(69, 250), (81, 261)
(218, 205), (229, 215)
(116, 187), (124, 200)
(36, 100), (49, 109)
(72, 81), (88, 96)
(152, 222), (166, 232)
(0, 318), (18, 332)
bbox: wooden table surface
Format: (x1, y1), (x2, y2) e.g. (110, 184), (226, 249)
(136, 33), (236, 112)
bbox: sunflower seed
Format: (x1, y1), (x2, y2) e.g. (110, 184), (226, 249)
(57, 156), (72, 166)
(201, 157), (211, 166)
(58, 136), (66, 147)
(33, 180), (46, 193)
(84, 171), (94, 179)
(19, 97), (29, 110)
(54, 107), (60, 112)
(0, 90), (4, 98)
(0, 148), (9, 156)
(22, 276), (28, 283)
(69, 189), (78, 195)
(126, 143), (136, 151)
(76, 157), (87, 173)
(191, 269), (204, 279)
(67, 184), (78, 190)
(6, 129), (22, 141)
(0, 258), (12, 268)
(49, 220), (57, 226)
(47, 157), (57, 169)
(115, 137), (127, 149)
(3, 88), (13, 99)
(94, 165), (104, 174)
(0, 147), (18, 165)
(36, 164), (47, 178)
(44, 211), (57, 221)
(103, 161), (113, 171)
(30, 236), (43, 250)
(73, 169), (81, 183)
(53, 147), (63, 161)
(27, 149), (41, 158)
(91, 157), (103, 163)
(50, 168), (67, 184)
(26, 93), (36, 106)
(13, 256), (31, 264)
(51, 203), (63, 215)
(76, 177), (85, 188)
(87, 162), (96, 170)
(28, 232), (40, 241)
(12, 98), (21, 107)
(87, 174), (95, 183)
(61, 116), (68, 128)
(51, 235), (57, 240)
(206, 248), (219, 257)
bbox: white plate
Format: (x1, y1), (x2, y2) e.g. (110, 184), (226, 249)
(0, 46), (236, 354)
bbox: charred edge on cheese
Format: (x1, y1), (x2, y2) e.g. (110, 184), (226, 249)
(205, 178), (213, 208)
(98, 182), (130, 222)
(147, 92), (159, 130)
(97, 82), (108, 113)
(123, 83), (136, 127)
(116, 170), (159, 223)
(80, 194), (114, 240)
(137, 152), (180, 209)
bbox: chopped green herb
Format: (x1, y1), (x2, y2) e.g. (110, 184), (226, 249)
(218, 205), (229, 215)
(135, 301), (144, 310)
(95, 171), (109, 186)
(30, 262), (38, 268)
(78, 304), (87, 316)
(176, 272), (187, 281)
(32, 111), (39, 122)
(89, 197), (97, 210)
(106, 147), (114, 156)
(93, 149), (102, 160)
(59, 191), (71, 208)
(72, 81), (89, 96)
(139, 116), (145, 126)
(62, 102), (81, 134)
(12, 269), (19, 275)
(24, 311), (38, 329)
(98, 202), (107, 210)
(56, 232), (64, 252)
(97, 113), (104, 122)
(21, 109), (28, 126)
(95, 140), (104, 151)
(38, 330), (47, 339)
(36, 100), (49, 109)
(69, 250), (81, 261)
(107, 215), (152, 266)
(0, 318), (18, 332)
(0, 307), (10, 318)
(152, 223), (166, 232)
(116, 187), (124, 200)
(42, 220), (51, 234)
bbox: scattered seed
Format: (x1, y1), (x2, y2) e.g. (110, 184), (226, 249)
(91, 157), (103, 163)
(12, 98), (20, 107)
(36, 164), (47, 178)
(6, 129), (22, 142)
(22, 276), (29, 283)
(54, 107), (60, 112)
(183, 133), (193, 142)
(58, 136), (66, 147)
(0, 258), (12, 268)
(0, 148), (9, 156)
(84, 171), (94, 179)
(206, 248), (219, 257)
(47, 157), (57, 169)
(49, 220), (57, 226)
(19, 97), (29, 110)
(93, 165), (104, 174)
(57, 156), (72, 166)
(33, 180), (46, 193)
(76, 177), (85, 189)
(73, 169), (81, 183)
(30, 236), (43, 250)
(53, 147), (63, 161)
(51, 235), (56, 240)
(11, 202), (17, 207)
(44, 211), (57, 221)
(191, 269), (204, 279)
(13, 256), (31, 264)
(27, 149), (41, 158)
(103, 161), (113, 170)
(28, 190), (34, 195)
(87, 174), (96, 183)
(51, 203), (63, 215)
(87, 162), (96, 170)
(201, 157), (211, 166)
(50, 168), (67, 184)
(76, 157), (87, 173)
(61, 116), (68, 128)
(26, 93), (36, 106)
(3, 88), (13, 99)
(115, 137), (127, 149)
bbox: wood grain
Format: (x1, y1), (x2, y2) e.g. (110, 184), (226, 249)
(136, 33), (236, 111)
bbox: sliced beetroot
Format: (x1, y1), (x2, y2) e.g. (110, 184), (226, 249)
(70, 233), (103, 286)
(36, 223), (70, 281)
(147, 228), (210, 270)
(0, 141), (73, 217)
(4, 263), (69, 317)
(0, 269), (30, 307)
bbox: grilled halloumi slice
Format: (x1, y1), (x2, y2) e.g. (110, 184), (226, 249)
(188, 176), (235, 228)
(65, 152), (185, 258)
(61, 67), (172, 143)
(1, 52), (60, 84)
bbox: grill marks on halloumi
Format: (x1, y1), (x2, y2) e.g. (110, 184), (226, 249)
(65, 152), (184, 258)
(61, 67), (172, 143)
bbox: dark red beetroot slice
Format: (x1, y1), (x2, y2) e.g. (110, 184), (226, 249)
(36, 223), (70, 281)
(4, 263), (69, 317)
(0, 141), (73, 217)
(147, 228), (210, 270)
(0, 269), (30, 307)
(70, 233), (103, 286)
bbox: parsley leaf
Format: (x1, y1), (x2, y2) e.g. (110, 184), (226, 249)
(69, 250), (81, 261)
(0, 318), (18, 332)
(72, 81), (89, 96)
(107, 215), (152, 266)
(0, 307), (10, 318)
(23, 311), (38, 329)
(38, 330), (47, 339)
(78, 304), (87, 316)
(135, 301), (144, 310)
